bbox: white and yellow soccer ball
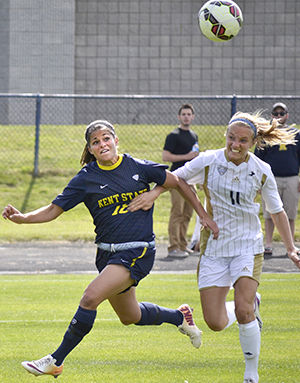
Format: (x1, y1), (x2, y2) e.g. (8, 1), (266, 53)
(198, 0), (243, 42)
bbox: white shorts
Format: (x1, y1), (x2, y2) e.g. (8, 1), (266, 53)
(198, 253), (263, 290)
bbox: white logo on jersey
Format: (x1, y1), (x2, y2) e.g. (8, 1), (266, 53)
(100, 184), (108, 189)
(132, 174), (139, 181)
(217, 165), (227, 175)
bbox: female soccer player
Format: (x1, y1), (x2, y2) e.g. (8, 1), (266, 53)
(129, 112), (300, 383)
(2, 120), (219, 378)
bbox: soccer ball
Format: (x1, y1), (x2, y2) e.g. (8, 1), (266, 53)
(198, 0), (243, 42)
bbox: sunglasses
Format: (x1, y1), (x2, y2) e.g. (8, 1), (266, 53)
(272, 111), (287, 117)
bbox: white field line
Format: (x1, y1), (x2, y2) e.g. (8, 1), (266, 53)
(0, 318), (118, 324)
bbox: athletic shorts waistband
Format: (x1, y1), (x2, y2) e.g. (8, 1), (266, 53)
(97, 240), (155, 253)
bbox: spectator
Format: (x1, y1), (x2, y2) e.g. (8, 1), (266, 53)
(254, 103), (300, 257)
(162, 104), (199, 258)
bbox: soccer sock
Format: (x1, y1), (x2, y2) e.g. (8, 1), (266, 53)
(135, 302), (183, 326)
(51, 306), (97, 366)
(239, 319), (260, 382)
(224, 300), (237, 329)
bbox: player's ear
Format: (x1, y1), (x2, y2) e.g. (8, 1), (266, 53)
(115, 136), (119, 146)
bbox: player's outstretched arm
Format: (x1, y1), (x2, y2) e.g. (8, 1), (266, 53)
(271, 210), (300, 269)
(128, 186), (165, 212)
(128, 170), (219, 239)
(174, 175), (219, 239)
(2, 203), (64, 224)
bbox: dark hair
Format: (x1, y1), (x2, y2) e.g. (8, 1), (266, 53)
(80, 120), (116, 166)
(178, 103), (195, 115)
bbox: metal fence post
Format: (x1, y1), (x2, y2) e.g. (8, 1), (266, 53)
(231, 95), (237, 117)
(34, 94), (42, 176)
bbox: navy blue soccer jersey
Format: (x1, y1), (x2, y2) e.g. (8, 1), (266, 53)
(52, 154), (168, 244)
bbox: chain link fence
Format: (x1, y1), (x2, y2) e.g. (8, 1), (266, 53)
(1, 94), (299, 177)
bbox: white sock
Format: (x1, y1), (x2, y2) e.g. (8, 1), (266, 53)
(239, 319), (260, 382)
(224, 301), (236, 329)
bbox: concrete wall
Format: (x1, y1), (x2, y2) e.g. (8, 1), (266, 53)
(8, 0), (75, 94)
(74, 0), (300, 95)
(0, 0), (75, 123)
(0, 0), (299, 124)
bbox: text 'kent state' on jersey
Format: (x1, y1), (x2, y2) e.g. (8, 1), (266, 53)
(174, 148), (283, 257)
(52, 154), (168, 244)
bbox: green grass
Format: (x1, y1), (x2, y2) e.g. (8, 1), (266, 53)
(0, 273), (299, 382)
(1, 123), (300, 242)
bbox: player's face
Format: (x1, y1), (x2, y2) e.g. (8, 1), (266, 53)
(88, 128), (119, 165)
(226, 124), (255, 165)
(178, 108), (194, 128)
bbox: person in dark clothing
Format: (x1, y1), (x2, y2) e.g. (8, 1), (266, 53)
(254, 103), (300, 256)
(162, 104), (199, 258)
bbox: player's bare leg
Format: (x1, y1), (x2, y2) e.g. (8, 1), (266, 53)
(22, 265), (135, 377)
(109, 286), (202, 348)
(200, 286), (231, 331)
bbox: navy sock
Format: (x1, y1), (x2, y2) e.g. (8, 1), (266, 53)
(51, 306), (97, 366)
(135, 302), (183, 326)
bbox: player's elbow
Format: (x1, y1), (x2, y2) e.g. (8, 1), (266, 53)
(162, 150), (171, 162)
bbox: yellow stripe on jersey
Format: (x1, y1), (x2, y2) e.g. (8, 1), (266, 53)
(200, 165), (213, 256)
(130, 247), (147, 267)
(255, 173), (268, 201)
(261, 173), (267, 187)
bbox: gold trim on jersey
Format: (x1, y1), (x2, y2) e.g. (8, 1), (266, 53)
(199, 166), (213, 257)
(255, 173), (267, 201)
(97, 154), (123, 170)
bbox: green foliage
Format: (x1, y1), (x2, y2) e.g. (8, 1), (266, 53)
(0, 273), (299, 382)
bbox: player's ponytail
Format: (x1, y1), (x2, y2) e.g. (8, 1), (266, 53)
(229, 111), (297, 149)
(80, 144), (96, 166)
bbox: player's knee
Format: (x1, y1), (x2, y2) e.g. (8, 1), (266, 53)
(204, 316), (226, 331)
(80, 290), (100, 310)
(118, 314), (139, 326)
(235, 304), (253, 323)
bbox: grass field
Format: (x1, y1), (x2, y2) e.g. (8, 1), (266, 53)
(0, 273), (299, 383)
(1, 123), (300, 242)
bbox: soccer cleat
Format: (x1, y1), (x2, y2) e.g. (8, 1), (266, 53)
(177, 304), (202, 348)
(244, 379), (257, 383)
(21, 354), (63, 378)
(254, 292), (263, 331)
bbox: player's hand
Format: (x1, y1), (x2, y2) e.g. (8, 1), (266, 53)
(128, 192), (156, 211)
(200, 216), (219, 240)
(287, 248), (300, 269)
(2, 204), (25, 224)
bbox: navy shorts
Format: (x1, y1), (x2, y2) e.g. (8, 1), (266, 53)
(95, 246), (156, 287)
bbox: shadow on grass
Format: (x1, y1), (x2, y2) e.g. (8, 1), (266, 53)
(21, 175), (36, 213)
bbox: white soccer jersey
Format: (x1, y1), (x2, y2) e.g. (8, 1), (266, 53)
(174, 148), (283, 257)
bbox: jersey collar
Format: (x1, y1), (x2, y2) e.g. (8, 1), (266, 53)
(97, 154), (123, 170)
